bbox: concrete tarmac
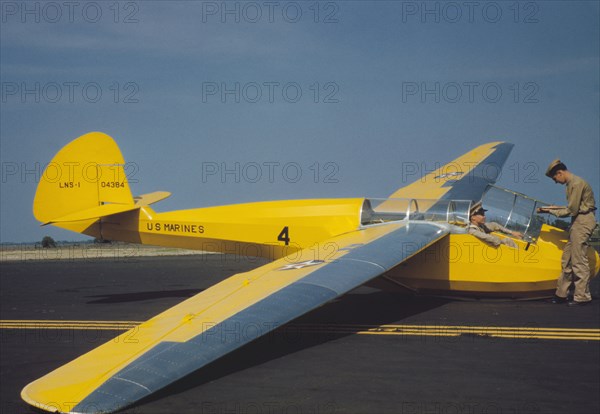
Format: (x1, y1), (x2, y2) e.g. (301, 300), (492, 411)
(1, 255), (599, 414)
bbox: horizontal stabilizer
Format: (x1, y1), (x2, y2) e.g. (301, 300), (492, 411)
(42, 204), (140, 226)
(134, 191), (171, 206)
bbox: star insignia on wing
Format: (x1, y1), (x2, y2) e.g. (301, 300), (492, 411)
(434, 171), (464, 180)
(278, 260), (325, 271)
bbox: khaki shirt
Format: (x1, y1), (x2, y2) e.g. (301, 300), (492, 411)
(550, 174), (596, 217)
(467, 222), (516, 248)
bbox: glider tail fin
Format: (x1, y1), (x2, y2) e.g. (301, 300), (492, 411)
(33, 132), (136, 235)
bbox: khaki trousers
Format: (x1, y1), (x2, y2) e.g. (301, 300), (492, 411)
(555, 212), (597, 302)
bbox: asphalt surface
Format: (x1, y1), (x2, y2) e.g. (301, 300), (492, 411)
(1, 255), (599, 414)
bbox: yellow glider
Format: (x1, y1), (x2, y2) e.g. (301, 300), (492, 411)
(23, 132), (599, 413)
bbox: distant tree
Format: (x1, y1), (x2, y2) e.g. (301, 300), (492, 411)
(94, 238), (112, 244)
(591, 223), (600, 253)
(41, 236), (56, 248)
(591, 223), (600, 241)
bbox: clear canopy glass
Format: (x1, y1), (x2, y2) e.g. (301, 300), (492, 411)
(481, 185), (556, 240)
(361, 198), (472, 226)
(362, 185), (557, 243)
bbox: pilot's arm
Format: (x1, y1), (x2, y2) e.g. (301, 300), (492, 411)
(485, 222), (523, 240)
(468, 224), (517, 248)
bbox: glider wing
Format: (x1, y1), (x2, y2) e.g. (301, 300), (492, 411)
(388, 141), (514, 201)
(22, 220), (448, 414)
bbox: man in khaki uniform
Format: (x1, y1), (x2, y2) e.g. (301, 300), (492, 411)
(468, 202), (523, 248)
(538, 159), (597, 306)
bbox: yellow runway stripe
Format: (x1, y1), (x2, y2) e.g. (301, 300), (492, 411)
(1, 320), (598, 340)
(0, 320), (141, 330)
(289, 323), (600, 341)
(293, 323), (600, 333)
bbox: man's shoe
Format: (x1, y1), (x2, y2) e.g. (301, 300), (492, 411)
(567, 300), (590, 307)
(547, 295), (567, 304)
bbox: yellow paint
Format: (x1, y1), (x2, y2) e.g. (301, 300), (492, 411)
(92, 198), (365, 260)
(134, 191), (171, 206)
(25, 132), (600, 413)
(33, 132), (133, 224)
(20, 223), (403, 413)
(0, 320), (141, 330)
(387, 141), (504, 200)
(292, 324), (600, 341)
(43, 203), (140, 225)
(387, 223), (599, 297)
(5, 320), (598, 341)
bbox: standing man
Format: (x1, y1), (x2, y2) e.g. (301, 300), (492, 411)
(538, 159), (597, 306)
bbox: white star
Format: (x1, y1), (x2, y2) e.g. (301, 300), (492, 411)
(278, 260), (325, 271)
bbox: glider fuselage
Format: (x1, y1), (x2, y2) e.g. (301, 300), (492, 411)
(31, 132), (599, 300)
(77, 197), (595, 300)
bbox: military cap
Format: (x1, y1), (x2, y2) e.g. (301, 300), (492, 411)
(545, 159), (567, 178)
(470, 201), (487, 216)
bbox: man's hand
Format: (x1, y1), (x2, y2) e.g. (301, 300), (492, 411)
(501, 238), (518, 249)
(511, 231), (524, 239)
(537, 205), (561, 213)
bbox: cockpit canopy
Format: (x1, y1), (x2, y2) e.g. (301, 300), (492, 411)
(480, 185), (556, 240)
(361, 198), (472, 226)
(362, 185), (556, 242)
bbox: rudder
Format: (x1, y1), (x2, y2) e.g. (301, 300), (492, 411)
(33, 132), (135, 234)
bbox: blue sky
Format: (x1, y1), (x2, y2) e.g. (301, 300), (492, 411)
(1, 1), (599, 242)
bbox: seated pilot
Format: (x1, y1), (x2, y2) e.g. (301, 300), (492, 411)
(468, 202), (523, 248)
